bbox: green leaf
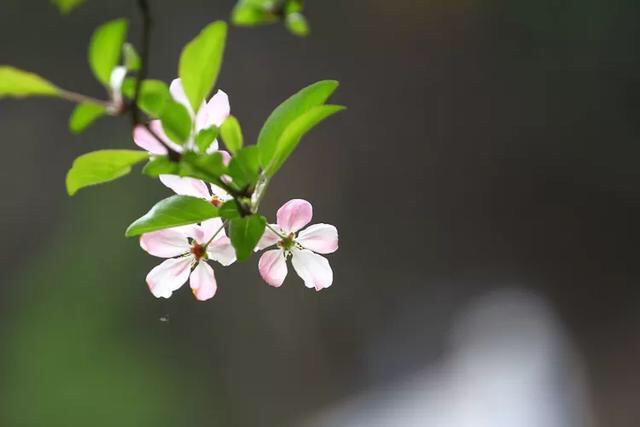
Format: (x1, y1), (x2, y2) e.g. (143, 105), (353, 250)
(219, 200), (240, 220)
(195, 126), (219, 152)
(267, 105), (345, 176)
(160, 101), (192, 144)
(227, 146), (261, 187)
(284, 0), (304, 14)
(285, 12), (309, 37)
(89, 18), (128, 86)
(178, 152), (227, 184)
(0, 66), (60, 98)
(121, 77), (136, 98)
(258, 80), (338, 168)
(142, 156), (180, 177)
(66, 150), (148, 196)
(123, 42), (141, 72)
(178, 21), (227, 112)
(231, 1), (278, 26)
(51, 0), (85, 14)
(137, 80), (171, 117)
(126, 195), (220, 237)
(68, 102), (106, 134)
(229, 214), (266, 261)
(220, 115), (243, 154)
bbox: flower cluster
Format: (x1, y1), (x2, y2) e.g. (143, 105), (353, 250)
(135, 82), (339, 300)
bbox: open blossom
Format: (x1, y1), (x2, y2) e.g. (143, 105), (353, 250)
(257, 199), (338, 291)
(132, 77), (230, 155)
(158, 174), (231, 208)
(140, 218), (236, 301)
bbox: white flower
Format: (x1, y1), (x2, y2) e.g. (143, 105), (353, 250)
(256, 199), (338, 291)
(140, 219), (236, 301)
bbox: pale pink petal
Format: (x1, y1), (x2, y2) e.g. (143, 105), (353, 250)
(133, 124), (168, 155)
(196, 90), (230, 130)
(207, 236), (236, 266)
(169, 78), (194, 115)
(189, 261), (217, 301)
(159, 175), (210, 199)
(209, 182), (231, 201)
(276, 199), (313, 233)
(140, 228), (190, 258)
(110, 66), (127, 94)
(291, 248), (333, 291)
(194, 218), (225, 245)
(297, 223), (339, 254)
(204, 139), (220, 153)
(219, 150), (232, 166)
(258, 249), (288, 288)
(255, 224), (282, 251)
(146, 257), (192, 298)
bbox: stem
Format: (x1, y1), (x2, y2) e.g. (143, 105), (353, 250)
(131, 0), (180, 160)
(58, 90), (111, 108)
(266, 223), (287, 239)
(204, 220), (228, 248)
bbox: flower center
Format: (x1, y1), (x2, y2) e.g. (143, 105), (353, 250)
(190, 243), (207, 261)
(210, 195), (222, 207)
(277, 233), (296, 251)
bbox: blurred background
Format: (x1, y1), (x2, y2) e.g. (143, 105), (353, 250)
(1, 0), (639, 426)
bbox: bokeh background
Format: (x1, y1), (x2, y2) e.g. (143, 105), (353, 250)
(1, 0), (639, 426)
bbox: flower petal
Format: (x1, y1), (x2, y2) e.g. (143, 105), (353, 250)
(159, 175), (210, 199)
(169, 78), (194, 116)
(291, 249), (333, 291)
(297, 223), (339, 254)
(133, 124), (168, 155)
(258, 249), (288, 287)
(189, 261), (217, 301)
(110, 66), (127, 94)
(146, 257), (192, 298)
(255, 224), (281, 251)
(207, 235), (236, 266)
(196, 89), (230, 131)
(196, 218), (225, 245)
(140, 227), (190, 258)
(276, 199), (313, 233)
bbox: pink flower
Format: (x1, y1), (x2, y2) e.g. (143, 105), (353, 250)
(132, 78), (230, 155)
(140, 218), (236, 301)
(257, 199), (338, 291)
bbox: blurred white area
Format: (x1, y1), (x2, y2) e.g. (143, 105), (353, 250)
(304, 289), (593, 427)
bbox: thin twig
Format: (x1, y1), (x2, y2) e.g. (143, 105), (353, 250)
(132, 0), (180, 161)
(58, 89), (111, 108)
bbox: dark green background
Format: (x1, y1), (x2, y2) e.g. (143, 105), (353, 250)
(1, 0), (639, 425)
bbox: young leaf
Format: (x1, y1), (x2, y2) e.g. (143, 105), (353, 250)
(142, 156), (180, 177)
(160, 101), (192, 144)
(227, 146), (261, 187)
(229, 214), (267, 261)
(267, 105), (345, 176)
(137, 80), (171, 117)
(220, 115), (243, 154)
(257, 80), (338, 167)
(179, 21), (227, 112)
(0, 66), (60, 98)
(285, 12), (309, 37)
(51, 0), (85, 14)
(89, 18), (128, 86)
(66, 150), (148, 196)
(69, 102), (106, 134)
(123, 42), (141, 72)
(195, 126), (219, 152)
(231, 0), (277, 26)
(125, 195), (219, 237)
(178, 152), (227, 184)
